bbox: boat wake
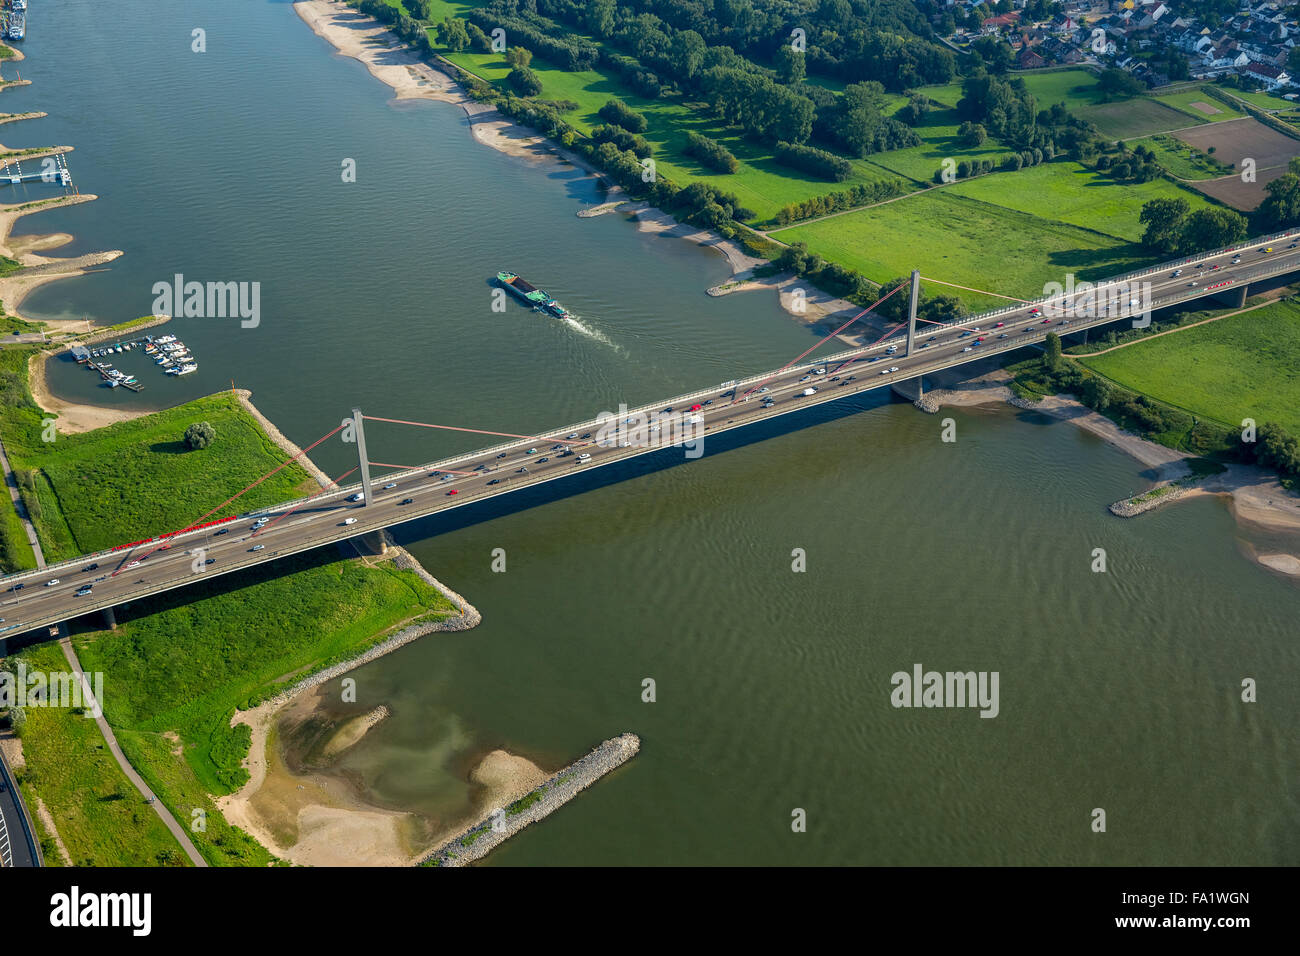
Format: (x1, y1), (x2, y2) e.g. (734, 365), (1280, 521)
(560, 313), (617, 349)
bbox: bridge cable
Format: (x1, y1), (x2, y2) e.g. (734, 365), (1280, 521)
(111, 422), (349, 575)
(740, 279), (909, 400)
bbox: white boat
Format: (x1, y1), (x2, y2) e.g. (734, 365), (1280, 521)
(165, 367), (180, 376)
(155, 335), (176, 343)
(177, 363), (198, 375)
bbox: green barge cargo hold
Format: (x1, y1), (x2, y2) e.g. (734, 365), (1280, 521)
(496, 271), (572, 319)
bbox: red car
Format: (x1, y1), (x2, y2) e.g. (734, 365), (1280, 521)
(446, 489), (459, 496)
(1041, 317), (1052, 324)
(995, 322), (1004, 327)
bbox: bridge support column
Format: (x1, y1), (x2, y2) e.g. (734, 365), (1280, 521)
(101, 605), (117, 630)
(352, 407), (375, 506)
(358, 529), (388, 556)
(905, 269), (920, 357)
(1212, 283), (1247, 308)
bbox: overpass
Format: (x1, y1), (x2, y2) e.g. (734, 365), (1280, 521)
(4, 231), (1300, 636)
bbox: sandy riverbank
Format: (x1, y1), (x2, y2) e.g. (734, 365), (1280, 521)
(215, 579), (553, 868)
(295, 0), (795, 289)
(0, 194), (123, 328)
(919, 366), (1300, 564)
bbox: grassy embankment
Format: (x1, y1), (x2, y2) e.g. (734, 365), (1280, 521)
(1078, 298), (1300, 436)
(5, 643), (189, 866)
(1006, 297), (1300, 458)
(0, 350), (458, 864)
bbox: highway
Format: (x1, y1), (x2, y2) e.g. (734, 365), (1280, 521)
(4, 232), (1300, 635)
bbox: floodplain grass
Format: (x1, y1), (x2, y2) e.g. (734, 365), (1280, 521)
(443, 49), (912, 222)
(0, 385), (318, 561)
(772, 189), (1151, 310)
(73, 547), (454, 797)
(945, 160), (1213, 242)
(1080, 298), (1300, 434)
(862, 106), (1014, 182)
(8, 642), (188, 867)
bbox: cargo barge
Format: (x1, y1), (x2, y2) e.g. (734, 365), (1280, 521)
(495, 271), (572, 320)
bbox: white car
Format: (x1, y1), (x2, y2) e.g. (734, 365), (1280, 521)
(962, 346), (973, 352)
(348, 493), (364, 502)
(383, 483), (397, 490)
(342, 517), (358, 525)
(879, 368), (891, 375)
(576, 453), (592, 463)
(889, 366), (899, 373)
(45, 579), (60, 587)
(127, 561), (141, 570)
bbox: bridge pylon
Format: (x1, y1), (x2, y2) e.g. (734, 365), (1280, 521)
(905, 269), (920, 358)
(352, 407), (375, 506)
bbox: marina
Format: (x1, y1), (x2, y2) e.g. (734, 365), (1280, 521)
(70, 332), (200, 390)
(1, 0), (26, 42)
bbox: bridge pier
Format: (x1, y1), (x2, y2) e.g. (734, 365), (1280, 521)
(891, 376), (934, 411)
(358, 529), (388, 556)
(101, 605), (117, 631)
(1211, 283), (1247, 308)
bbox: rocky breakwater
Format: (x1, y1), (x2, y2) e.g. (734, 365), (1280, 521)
(425, 733), (641, 867)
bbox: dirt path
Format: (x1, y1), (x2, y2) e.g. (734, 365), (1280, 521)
(57, 632), (208, 867)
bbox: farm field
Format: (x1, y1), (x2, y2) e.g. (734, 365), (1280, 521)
(1214, 85), (1298, 112)
(945, 161), (1213, 242)
(771, 190), (1150, 310)
(1075, 97), (1201, 139)
(1173, 116), (1298, 170)
(1173, 117), (1299, 209)
(1137, 133), (1234, 180)
(1016, 68), (1106, 111)
(443, 49), (910, 222)
(1080, 298), (1300, 434)
(1151, 88), (1244, 123)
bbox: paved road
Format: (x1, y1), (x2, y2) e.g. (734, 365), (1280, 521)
(3, 235), (1299, 635)
(0, 746), (37, 868)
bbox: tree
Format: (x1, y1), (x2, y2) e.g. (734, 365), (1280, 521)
(403, 0), (431, 20)
(1080, 376), (1112, 411)
(1180, 207), (1247, 252)
(505, 46), (533, 70)
(958, 121), (987, 147)
(184, 421), (215, 450)
(1139, 197), (1190, 254)
(1097, 68), (1144, 101)
(508, 67), (543, 97)
(1043, 332), (1062, 372)
(436, 17), (469, 52)
(1256, 171), (1300, 230)
(774, 46), (806, 86)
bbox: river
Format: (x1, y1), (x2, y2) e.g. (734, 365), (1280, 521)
(8, 0), (1298, 865)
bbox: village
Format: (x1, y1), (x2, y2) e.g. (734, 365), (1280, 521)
(946, 0), (1300, 92)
